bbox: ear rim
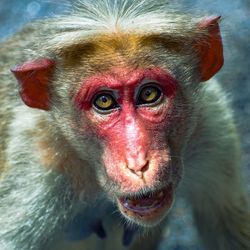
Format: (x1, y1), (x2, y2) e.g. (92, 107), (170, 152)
(11, 58), (55, 110)
(196, 16), (224, 82)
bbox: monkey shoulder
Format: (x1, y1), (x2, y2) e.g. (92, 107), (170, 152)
(183, 78), (241, 183)
(197, 78), (235, 125)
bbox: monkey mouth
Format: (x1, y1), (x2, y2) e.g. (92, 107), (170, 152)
(117, 184), (173, 225)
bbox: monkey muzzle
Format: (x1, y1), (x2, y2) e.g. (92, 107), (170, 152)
(117, 184), (173, 225)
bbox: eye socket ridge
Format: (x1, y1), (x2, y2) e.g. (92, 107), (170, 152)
(92, 91), (119, 113)
(136, 83), (163, 106)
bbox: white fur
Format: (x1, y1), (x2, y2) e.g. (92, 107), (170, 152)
(46, 0), (196, 48)
(0, 107), (76, 250)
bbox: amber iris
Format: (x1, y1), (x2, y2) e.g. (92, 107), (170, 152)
(93, 93), (117, 111)
(137, 85), (162, 105)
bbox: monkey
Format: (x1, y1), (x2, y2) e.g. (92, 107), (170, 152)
(0, 0), (249, 249)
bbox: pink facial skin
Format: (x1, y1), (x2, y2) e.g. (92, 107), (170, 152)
(75, 67), (178, 194)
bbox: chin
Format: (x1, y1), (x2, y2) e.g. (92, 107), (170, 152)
(116, 183), (174, 227)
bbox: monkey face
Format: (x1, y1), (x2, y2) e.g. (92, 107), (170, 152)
(74, 66), (187, 226)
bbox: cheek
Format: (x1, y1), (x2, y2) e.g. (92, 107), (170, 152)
(137, 97), (177, 130)
(84, 110), (122, 139)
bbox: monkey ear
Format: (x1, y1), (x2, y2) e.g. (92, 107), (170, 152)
(196, 16), (224, 82)
(11, 58), (55, 110)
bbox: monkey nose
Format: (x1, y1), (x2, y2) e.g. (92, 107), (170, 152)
(126, 158), (149, 178)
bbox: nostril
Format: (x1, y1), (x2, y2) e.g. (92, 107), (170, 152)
(141, 160), (149, 173)
(127, 160), (149, 178)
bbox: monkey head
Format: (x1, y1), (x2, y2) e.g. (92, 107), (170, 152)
(11, 16), (223, 227)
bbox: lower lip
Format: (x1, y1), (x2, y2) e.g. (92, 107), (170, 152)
(117, 185), (174, 222)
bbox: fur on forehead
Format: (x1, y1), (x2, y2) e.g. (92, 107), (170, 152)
(58, 33), (195, 68)
(36, 0), (210, 54)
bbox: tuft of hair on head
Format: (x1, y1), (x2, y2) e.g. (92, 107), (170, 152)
(38, 0), (206, 54)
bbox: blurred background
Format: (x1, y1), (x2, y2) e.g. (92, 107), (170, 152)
(0, 0), (249, 249)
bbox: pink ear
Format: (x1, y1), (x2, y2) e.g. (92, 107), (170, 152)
(11, 58), (55, 110)
(196, 16), (224, 82)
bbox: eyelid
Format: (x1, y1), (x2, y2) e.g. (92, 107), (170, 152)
(92, 89), (119, 101)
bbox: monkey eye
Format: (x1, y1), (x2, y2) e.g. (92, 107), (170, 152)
(93, 92), (118, 112)
(137, 84), (163, 106)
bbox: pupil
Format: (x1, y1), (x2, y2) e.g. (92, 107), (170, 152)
(101, 96), (108, 103)
(145, 89), (152, 97)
